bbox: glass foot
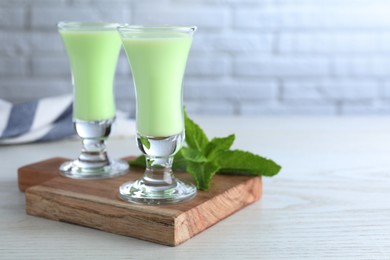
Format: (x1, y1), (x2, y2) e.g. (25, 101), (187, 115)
(59, 159), (128, 179)
(118, 177), (197, 205)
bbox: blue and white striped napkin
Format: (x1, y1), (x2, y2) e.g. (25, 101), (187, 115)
(0, 95), (135, 145)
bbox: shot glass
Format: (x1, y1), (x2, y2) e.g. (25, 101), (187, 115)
(58, 22), (128, 179)
(117, 26), (197, 204)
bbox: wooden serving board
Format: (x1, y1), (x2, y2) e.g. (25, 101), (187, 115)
(18, 157), (262, 246)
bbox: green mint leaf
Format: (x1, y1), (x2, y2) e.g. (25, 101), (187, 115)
(181, 147), (208, 163)
(184, 110), (208, 151)
(172, 149), (187, 172)
(210, 134), (235, 151)
(215, 150), (281, 177)
(204, 134), (235, 159)
(128, 154), (146, 167)
(128, 112), (282, 191)
(186, 161), (220, 190)
(139, 136), (151, 149)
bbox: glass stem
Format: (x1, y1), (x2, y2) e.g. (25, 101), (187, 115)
(144, 155), (175, 186)
(77, 138), (110, 168)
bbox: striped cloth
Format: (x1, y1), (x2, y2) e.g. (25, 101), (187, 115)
(0, 94), (135, 145)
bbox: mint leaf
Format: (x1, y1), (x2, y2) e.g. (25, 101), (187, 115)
(128, 154), (146, 168)
(184, 110), (208, 150)
(128, 111), (282, 191)
(204, 134), (235, 159)
(186, 161), (220, 190)
(139, 136), (151, 149)
(181, 147), (208, 163)
(216, 150), (281, 177)
(172, 149), (187, 171)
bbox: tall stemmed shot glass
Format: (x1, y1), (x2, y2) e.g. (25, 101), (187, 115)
(58, 22), (128, 179)
(118, 26), (197, 204)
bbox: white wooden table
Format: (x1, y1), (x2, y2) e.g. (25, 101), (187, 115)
(1, 117), (390, 259)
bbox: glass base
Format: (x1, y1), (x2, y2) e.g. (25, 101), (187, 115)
(118, 178), (197, 205)
(119, 132), (196, 205)
(59, 159), (128, 179)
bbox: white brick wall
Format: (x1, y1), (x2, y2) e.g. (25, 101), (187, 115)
(1, 0), (390, 115)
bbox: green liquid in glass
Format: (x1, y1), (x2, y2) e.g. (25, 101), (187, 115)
(60, 30), (121, 121)
(122, 33), (192, 137)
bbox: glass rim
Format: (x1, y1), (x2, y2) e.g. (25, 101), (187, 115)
(57, 21), (125, 31)
(117, 25), (197, 34)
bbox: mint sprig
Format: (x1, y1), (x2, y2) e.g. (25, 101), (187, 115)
(129, 111), (281, 190)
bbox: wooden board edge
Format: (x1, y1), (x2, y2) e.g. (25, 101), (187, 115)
(173, 176), (262, 246)
(17, 157), (67, 192)
(21, 156), (264, 246)
(25, 185), (178, 246)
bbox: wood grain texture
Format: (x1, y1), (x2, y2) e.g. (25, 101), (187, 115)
(20, 157), (262, 246)
(17, 156), (135, 192)
(17, 157), (65, 192)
